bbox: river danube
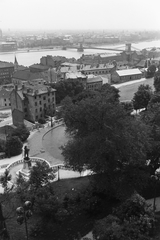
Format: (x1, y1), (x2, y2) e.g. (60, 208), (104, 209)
(0, 39), (160, 67)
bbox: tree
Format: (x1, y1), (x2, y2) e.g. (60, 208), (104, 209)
(146, 64), (156, 78)
(99, 83), (120, 103)
(93, 193), (155, 240)
(11, 124), (30, 142)
(154, 67), (160, 92)
(132, 84), (153, 111)
(5, 136), (23, 157)
(61, 93), (151, 195)
(50, 80), (84, 104)
(141, 103), (160, 174)
(29, 161), (55, 191)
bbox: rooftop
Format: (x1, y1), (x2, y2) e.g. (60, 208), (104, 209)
(13, 69), (44, 81)
(0, 89), (12, 99)
(66, 72), (87, 79)
(87, 75), (103, 83)
(0, 61), (14, 69)
(29, 64), (49, 71)
(116, 68), (142, 76)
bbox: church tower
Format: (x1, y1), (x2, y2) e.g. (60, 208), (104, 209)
(14, 56), (18, 72)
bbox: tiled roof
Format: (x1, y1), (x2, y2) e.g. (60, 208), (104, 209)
(0, 61), (14, 68)
(66, 72), (86, 79)
(116, 68), (142, 77)
(0, 89), (11, 99)
(87, 75), (103, 83)
(13, 70), (44, 80)
(81, 63), (114, 71)
(29, 64), (49, 71)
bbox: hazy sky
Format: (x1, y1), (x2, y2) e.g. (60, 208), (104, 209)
(0, 0), (160, 31)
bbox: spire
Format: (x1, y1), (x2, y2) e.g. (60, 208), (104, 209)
(14, 55), (18, 72)
(14, 55), (18, 65)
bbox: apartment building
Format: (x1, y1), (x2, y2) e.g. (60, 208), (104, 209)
(10, 82), (56, 126)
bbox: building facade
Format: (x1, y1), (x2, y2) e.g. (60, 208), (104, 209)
(0, 61), (14, 85)
(111, 68), (142, 83)
(86, 75), (103, 90)
(10, 83), (56, 126)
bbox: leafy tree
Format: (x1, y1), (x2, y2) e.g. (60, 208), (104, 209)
(5, 136), (23, 157)
(29, 161), (55, 191)
(50, 80), (84, 104)
(141, 103), (160, 174)
(0, 171), (15, 240)
(121, 101), (133, 115)
(132, 84), (153, 111)
(72, 89), (99, 103)
(93, 193), (155, 240)
(146, 64), (156, 78)
(154, 67), (160, 92)
(61, 93), (151, 195)
(11, 124), (30, 142)
(99, 83), (120, 103)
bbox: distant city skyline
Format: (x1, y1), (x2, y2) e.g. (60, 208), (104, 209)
(0, 0), (160, 31)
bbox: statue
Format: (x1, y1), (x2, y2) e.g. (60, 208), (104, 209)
(24, 146), (30, 160)
(23, 146), (31, 168)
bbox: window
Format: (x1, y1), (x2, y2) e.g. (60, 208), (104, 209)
(40, 107), (42, 112)
(9, 103), (11, 106)
(43, 96), (46, 100)
(52, 92), (54, 95)
(35, 96), (37, 99)
(40, 114), (42, 118)
(39, 101), (41, 105)
(5, 104), (7, 106)
(4, 99), (6, 101)
(52, 97), (54, 102)
(36, 116), (38, 120)
(44, 103), (46, 108)
(24, 108), (27, 112)
(48, 98), (50, 103)
(35, 102), (37, 106)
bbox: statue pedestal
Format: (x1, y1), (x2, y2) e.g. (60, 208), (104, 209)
(16, 157), (32, 179)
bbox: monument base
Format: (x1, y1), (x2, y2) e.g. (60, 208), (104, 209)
(16, 157), (32, 180)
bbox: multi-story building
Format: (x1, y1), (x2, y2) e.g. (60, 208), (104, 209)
(0, 41), (17, 52)
(10, 83), (56, 126)
(86, 75), (103, 90)
(0, 88), (12, 108)
(0, 61), (14, 85)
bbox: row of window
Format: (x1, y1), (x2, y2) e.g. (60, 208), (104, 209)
(35, 98), (54, 106)
(34, 92), (54, 100)
(83, 70), (109, 75)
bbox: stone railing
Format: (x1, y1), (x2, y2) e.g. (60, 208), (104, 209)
(6, 157), (50, 172)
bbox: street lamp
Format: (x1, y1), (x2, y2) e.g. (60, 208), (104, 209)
(151, 169), (160, 213)
(16, 201), (33, 240)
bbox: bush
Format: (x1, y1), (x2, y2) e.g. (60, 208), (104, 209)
(12, 124), (30, 142)
(38, 118), (46, 124)
(5, 136), (23, 157)
(93, 193), (155, 240)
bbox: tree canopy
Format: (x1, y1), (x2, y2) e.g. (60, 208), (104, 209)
(11, 124), (30, 142)
(154, 67), (160, 92)
(50, 80), (84, 104)
(61, 92), (151, 194)
(5, 136), (23, 157)
(132, 84), (153, 110)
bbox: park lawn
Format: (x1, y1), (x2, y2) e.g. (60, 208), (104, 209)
(118, 77), (154, 101)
